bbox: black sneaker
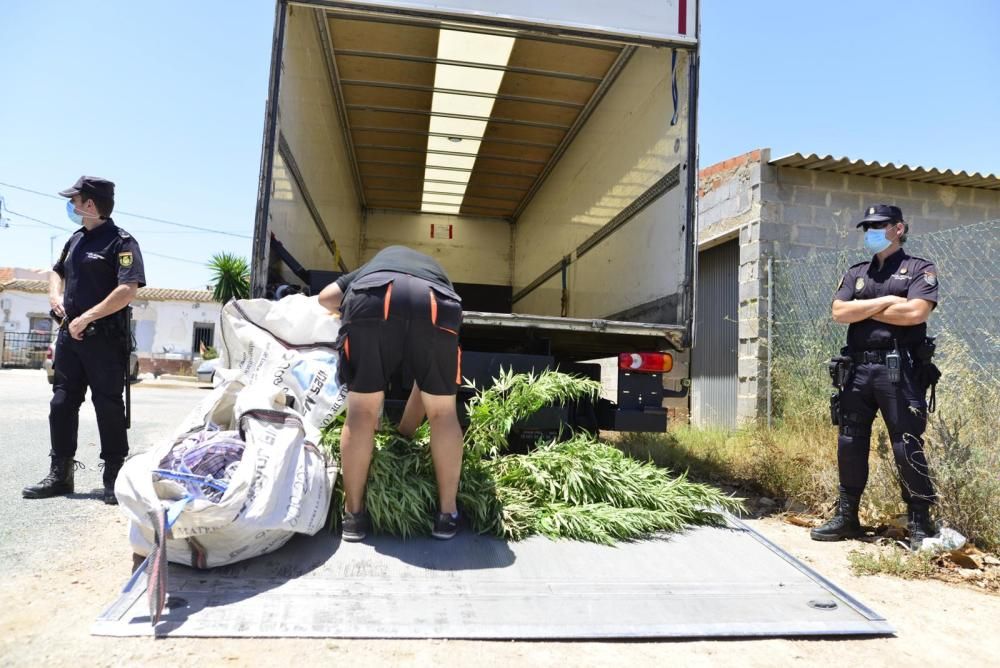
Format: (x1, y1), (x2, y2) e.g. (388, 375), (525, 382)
(342, 510), (370, 542)
(432, 511), (460, 540)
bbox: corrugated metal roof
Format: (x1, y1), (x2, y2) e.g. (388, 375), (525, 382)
(0, 279), (213, 303)
(769, 153), (1000, 191)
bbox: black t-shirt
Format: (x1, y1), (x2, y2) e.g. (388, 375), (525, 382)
(833, 248), (938, 350)
(335, 245), (454, 293)
(53, 218), (146, 320)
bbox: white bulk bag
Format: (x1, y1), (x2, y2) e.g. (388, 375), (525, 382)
(116, 382), (337, 569)
(219, 294), (347, 431)
(116, 295), (346, 569)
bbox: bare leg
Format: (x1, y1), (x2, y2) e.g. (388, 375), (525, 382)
(397, 382), (426, 438)
(421, 391), (463, 514)
(341, 391), (384, 514)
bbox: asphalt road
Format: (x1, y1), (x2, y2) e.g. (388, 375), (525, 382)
(0, 369), (207, 574)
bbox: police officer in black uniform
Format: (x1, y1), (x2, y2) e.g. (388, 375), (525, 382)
(811, 204), (939, 550)
(22, 176), (146, 505)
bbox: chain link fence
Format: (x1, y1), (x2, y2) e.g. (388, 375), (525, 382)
(771, 218), (1000, 392)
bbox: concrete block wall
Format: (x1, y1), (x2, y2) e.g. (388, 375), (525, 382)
(698, 149), (762, 245)
(758, 164), (1000, 258)
(697, 149), (767, 424)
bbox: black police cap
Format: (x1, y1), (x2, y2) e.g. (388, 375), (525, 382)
(856, 204), (903, 227)
(58, 176), (115, 200)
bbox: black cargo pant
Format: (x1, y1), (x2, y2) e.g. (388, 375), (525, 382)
(836, 357), (935, 505)
(50, 327), (129, 462)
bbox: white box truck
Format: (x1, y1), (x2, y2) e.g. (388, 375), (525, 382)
(251, 0), (700, 439)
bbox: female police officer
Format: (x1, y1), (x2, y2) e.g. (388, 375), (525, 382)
(22, 176), (145, 505)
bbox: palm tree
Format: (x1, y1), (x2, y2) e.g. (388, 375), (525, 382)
(208, 252), (250, 303)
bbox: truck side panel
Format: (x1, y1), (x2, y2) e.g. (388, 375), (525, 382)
(269, 6), (363, 282)
(512, 48), (690, 323)
(515, 187), (687, 324)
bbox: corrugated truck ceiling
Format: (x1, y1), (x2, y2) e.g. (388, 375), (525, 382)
(317, 9), (634, 220)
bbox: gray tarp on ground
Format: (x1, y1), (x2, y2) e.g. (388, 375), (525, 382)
(93, 514), (892, 639)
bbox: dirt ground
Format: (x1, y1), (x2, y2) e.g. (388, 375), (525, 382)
(2, 513), (999, 668)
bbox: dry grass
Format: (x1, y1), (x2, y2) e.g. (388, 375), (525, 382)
(617, 341), (1000, 554)
(848, 547), (937, 579)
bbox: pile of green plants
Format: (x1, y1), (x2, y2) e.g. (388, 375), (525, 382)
(320, 369), (742, 544)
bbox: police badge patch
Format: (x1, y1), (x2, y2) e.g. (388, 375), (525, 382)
(119, 251), (133, 268)
(924, 272), (937, 286)
(854, 277), (865, 292)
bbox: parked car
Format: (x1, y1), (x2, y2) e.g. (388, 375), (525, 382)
(196, 358), (221, 384)
(45, 339), (139, 384)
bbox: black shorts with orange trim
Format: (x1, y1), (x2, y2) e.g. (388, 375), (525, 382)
(336, 271), (462, 396)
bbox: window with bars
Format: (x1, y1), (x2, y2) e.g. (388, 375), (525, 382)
(29, 316), (53, 335)
(192, 323), (214, 355)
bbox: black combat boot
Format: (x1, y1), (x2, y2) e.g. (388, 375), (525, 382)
(810, 493), (863, 541)
(100, 459), (125, 505)
(22, 456), (76, 499)
(907, 503), (936, 551)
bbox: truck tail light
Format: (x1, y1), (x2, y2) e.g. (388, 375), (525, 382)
(46, 345), (54, 360)
(619, 352), (672, 373)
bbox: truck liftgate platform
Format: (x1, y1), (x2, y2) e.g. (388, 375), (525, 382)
(93, 514), (892, 639)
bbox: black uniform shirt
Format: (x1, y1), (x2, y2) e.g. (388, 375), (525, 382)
(53, 218), (146, 320)
(833, 248), (939, 350)
(335, 245), (454, 293)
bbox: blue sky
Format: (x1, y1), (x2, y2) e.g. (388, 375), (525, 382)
(2, 1), (997, 289)
(699, 0), (1000, 170)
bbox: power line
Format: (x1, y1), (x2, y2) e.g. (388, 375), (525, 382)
(0, 180), (252, 239)
(3, 207), (208, 267)
(144, 251), (208, 266)
(115, 209), (252, 240)
(3, 222), (59, 230)
(2, 208), (73, 232)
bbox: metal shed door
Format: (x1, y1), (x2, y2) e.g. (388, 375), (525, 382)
(692, 239), (738, 427)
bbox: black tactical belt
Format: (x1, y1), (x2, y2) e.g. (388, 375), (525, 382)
(849, 349), (892, 364)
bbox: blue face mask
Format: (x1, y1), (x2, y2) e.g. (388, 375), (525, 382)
(864, 228), (892, 254)
(66, 199), (83, 225)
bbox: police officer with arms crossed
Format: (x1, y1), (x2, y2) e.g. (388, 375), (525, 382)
(22, 176), (146, 505)
(812, 204), (940, 550)
(318, 245), (464, 542)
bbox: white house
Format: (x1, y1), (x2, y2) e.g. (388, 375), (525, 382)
(0, 268), (222, 374)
